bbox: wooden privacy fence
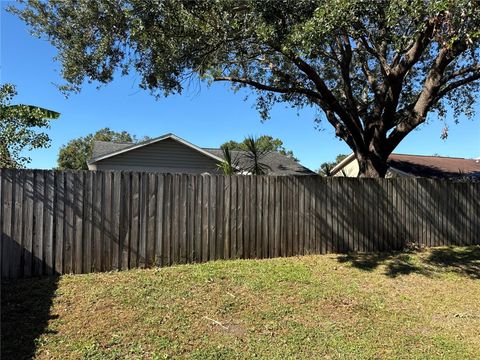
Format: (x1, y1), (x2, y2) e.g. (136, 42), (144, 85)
(1, 169), (479, 279)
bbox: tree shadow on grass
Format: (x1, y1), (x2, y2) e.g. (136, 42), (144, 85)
(1, 276), (59, 360)
(426, 246), (480, 279)
(385, 254), (432, 278)
(337, 246), (480, 279)
(337, 253), (392, 272)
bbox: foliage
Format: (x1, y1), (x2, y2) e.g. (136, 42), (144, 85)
(11, 0), (480, 176)
(57, 128), (141, 170)
(241, 136), (271, 175)
(216, 147), (239, 175)
(218, 135), (282, 175)
(221, 135), (296, 160)
(0, 83), (59, 168)
(317, 153), (348, 176)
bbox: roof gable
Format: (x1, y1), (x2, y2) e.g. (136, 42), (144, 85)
(89, 133), (224, 165)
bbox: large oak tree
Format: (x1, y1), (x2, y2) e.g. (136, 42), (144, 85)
(13, 0), (480, 176)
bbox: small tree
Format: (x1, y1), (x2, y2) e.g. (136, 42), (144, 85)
(57, 128), (140, 170)
(0, 83), (59, 168)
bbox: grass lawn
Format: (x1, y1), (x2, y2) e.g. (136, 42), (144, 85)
(2, 246), (480, 359)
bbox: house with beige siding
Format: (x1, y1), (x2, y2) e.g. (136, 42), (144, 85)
(331, 153), (480, 179)
(87, 133), (315, 175)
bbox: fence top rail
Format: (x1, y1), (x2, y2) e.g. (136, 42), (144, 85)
(1, 168), (478, 184)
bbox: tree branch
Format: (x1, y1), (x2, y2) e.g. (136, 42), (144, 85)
(358, 35), (391, 76)
(385, 45), (456, 153)
(441, 64), (480, 84)
(336, 33), (363, 132)
(213, 76), (321, 99)
(435, 72), (480, 102)
(391, 20), (435, 77)
(273, 47), (366, 151)
(378, 21), (436, 134)
(215, 72), (359, 152)
(323, 109), (356, 151)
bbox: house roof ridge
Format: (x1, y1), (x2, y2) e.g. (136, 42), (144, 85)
(94, 140), (134, 145)
(203, 147), (282, 153)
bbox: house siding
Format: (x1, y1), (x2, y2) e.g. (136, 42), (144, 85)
(333, 159), (360, 177)
(88, 138), (221, 174)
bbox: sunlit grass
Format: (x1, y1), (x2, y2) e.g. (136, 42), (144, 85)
(2, 246), (479, 359)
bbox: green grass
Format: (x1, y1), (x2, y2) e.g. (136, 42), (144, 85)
(2, 246), (480, 359)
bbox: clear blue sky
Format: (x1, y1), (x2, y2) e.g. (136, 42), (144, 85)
(1, 3), (479, 171)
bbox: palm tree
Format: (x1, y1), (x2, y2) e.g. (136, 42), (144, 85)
(217, 147), (240, 175)
(242, 136), (270, 175)
(318, 163), (333, 176)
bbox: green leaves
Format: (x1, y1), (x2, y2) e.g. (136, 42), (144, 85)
(220, 135), (295, 175)
(221, 135), (296, 160)
(10, 0), (480, 176)
(317, 154), (348, 176)
(7, 105), (60, 121)
(0, 83), (59, 168)
(242, 136), (270, 175)
(57, 128), (138, 170)
(216, 147), (239, 175)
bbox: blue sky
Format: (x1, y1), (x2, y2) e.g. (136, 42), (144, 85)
(1, 3), (479, 171)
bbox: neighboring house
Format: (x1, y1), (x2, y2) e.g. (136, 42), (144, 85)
(87, 133), (315, 175)
(331, 153), (480, 179)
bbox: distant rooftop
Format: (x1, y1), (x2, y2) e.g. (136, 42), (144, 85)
(90, 135), (315, 176)
(387, 153), (480, 178)
(332, 152), (480, 178)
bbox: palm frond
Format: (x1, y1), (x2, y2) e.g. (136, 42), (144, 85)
(243, 136), (270, 175)
(217, 147), (240, 175)
(6, 104), (60, 119)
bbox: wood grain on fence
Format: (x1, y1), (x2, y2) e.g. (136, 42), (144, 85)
(1, 169), (478, 279)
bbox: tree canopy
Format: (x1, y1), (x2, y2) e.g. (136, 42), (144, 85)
(221, 135), (296, 160)
(13, 0), (480, 176)
(57, 128), (140, 170)
(0, 83), (60, 168)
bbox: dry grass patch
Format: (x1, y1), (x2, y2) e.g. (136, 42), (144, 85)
(2, 246), (479, 359)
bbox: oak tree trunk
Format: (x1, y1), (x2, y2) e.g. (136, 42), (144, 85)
(356, 153), (389, 178)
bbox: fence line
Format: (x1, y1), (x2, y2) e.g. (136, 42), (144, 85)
(1, 169), (478, 279)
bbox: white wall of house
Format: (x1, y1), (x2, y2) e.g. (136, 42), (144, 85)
(333, 159), (360, 177)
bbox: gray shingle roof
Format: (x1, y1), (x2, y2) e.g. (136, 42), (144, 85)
(90, 137), (315, 176)
(92, 140), (132, 159)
